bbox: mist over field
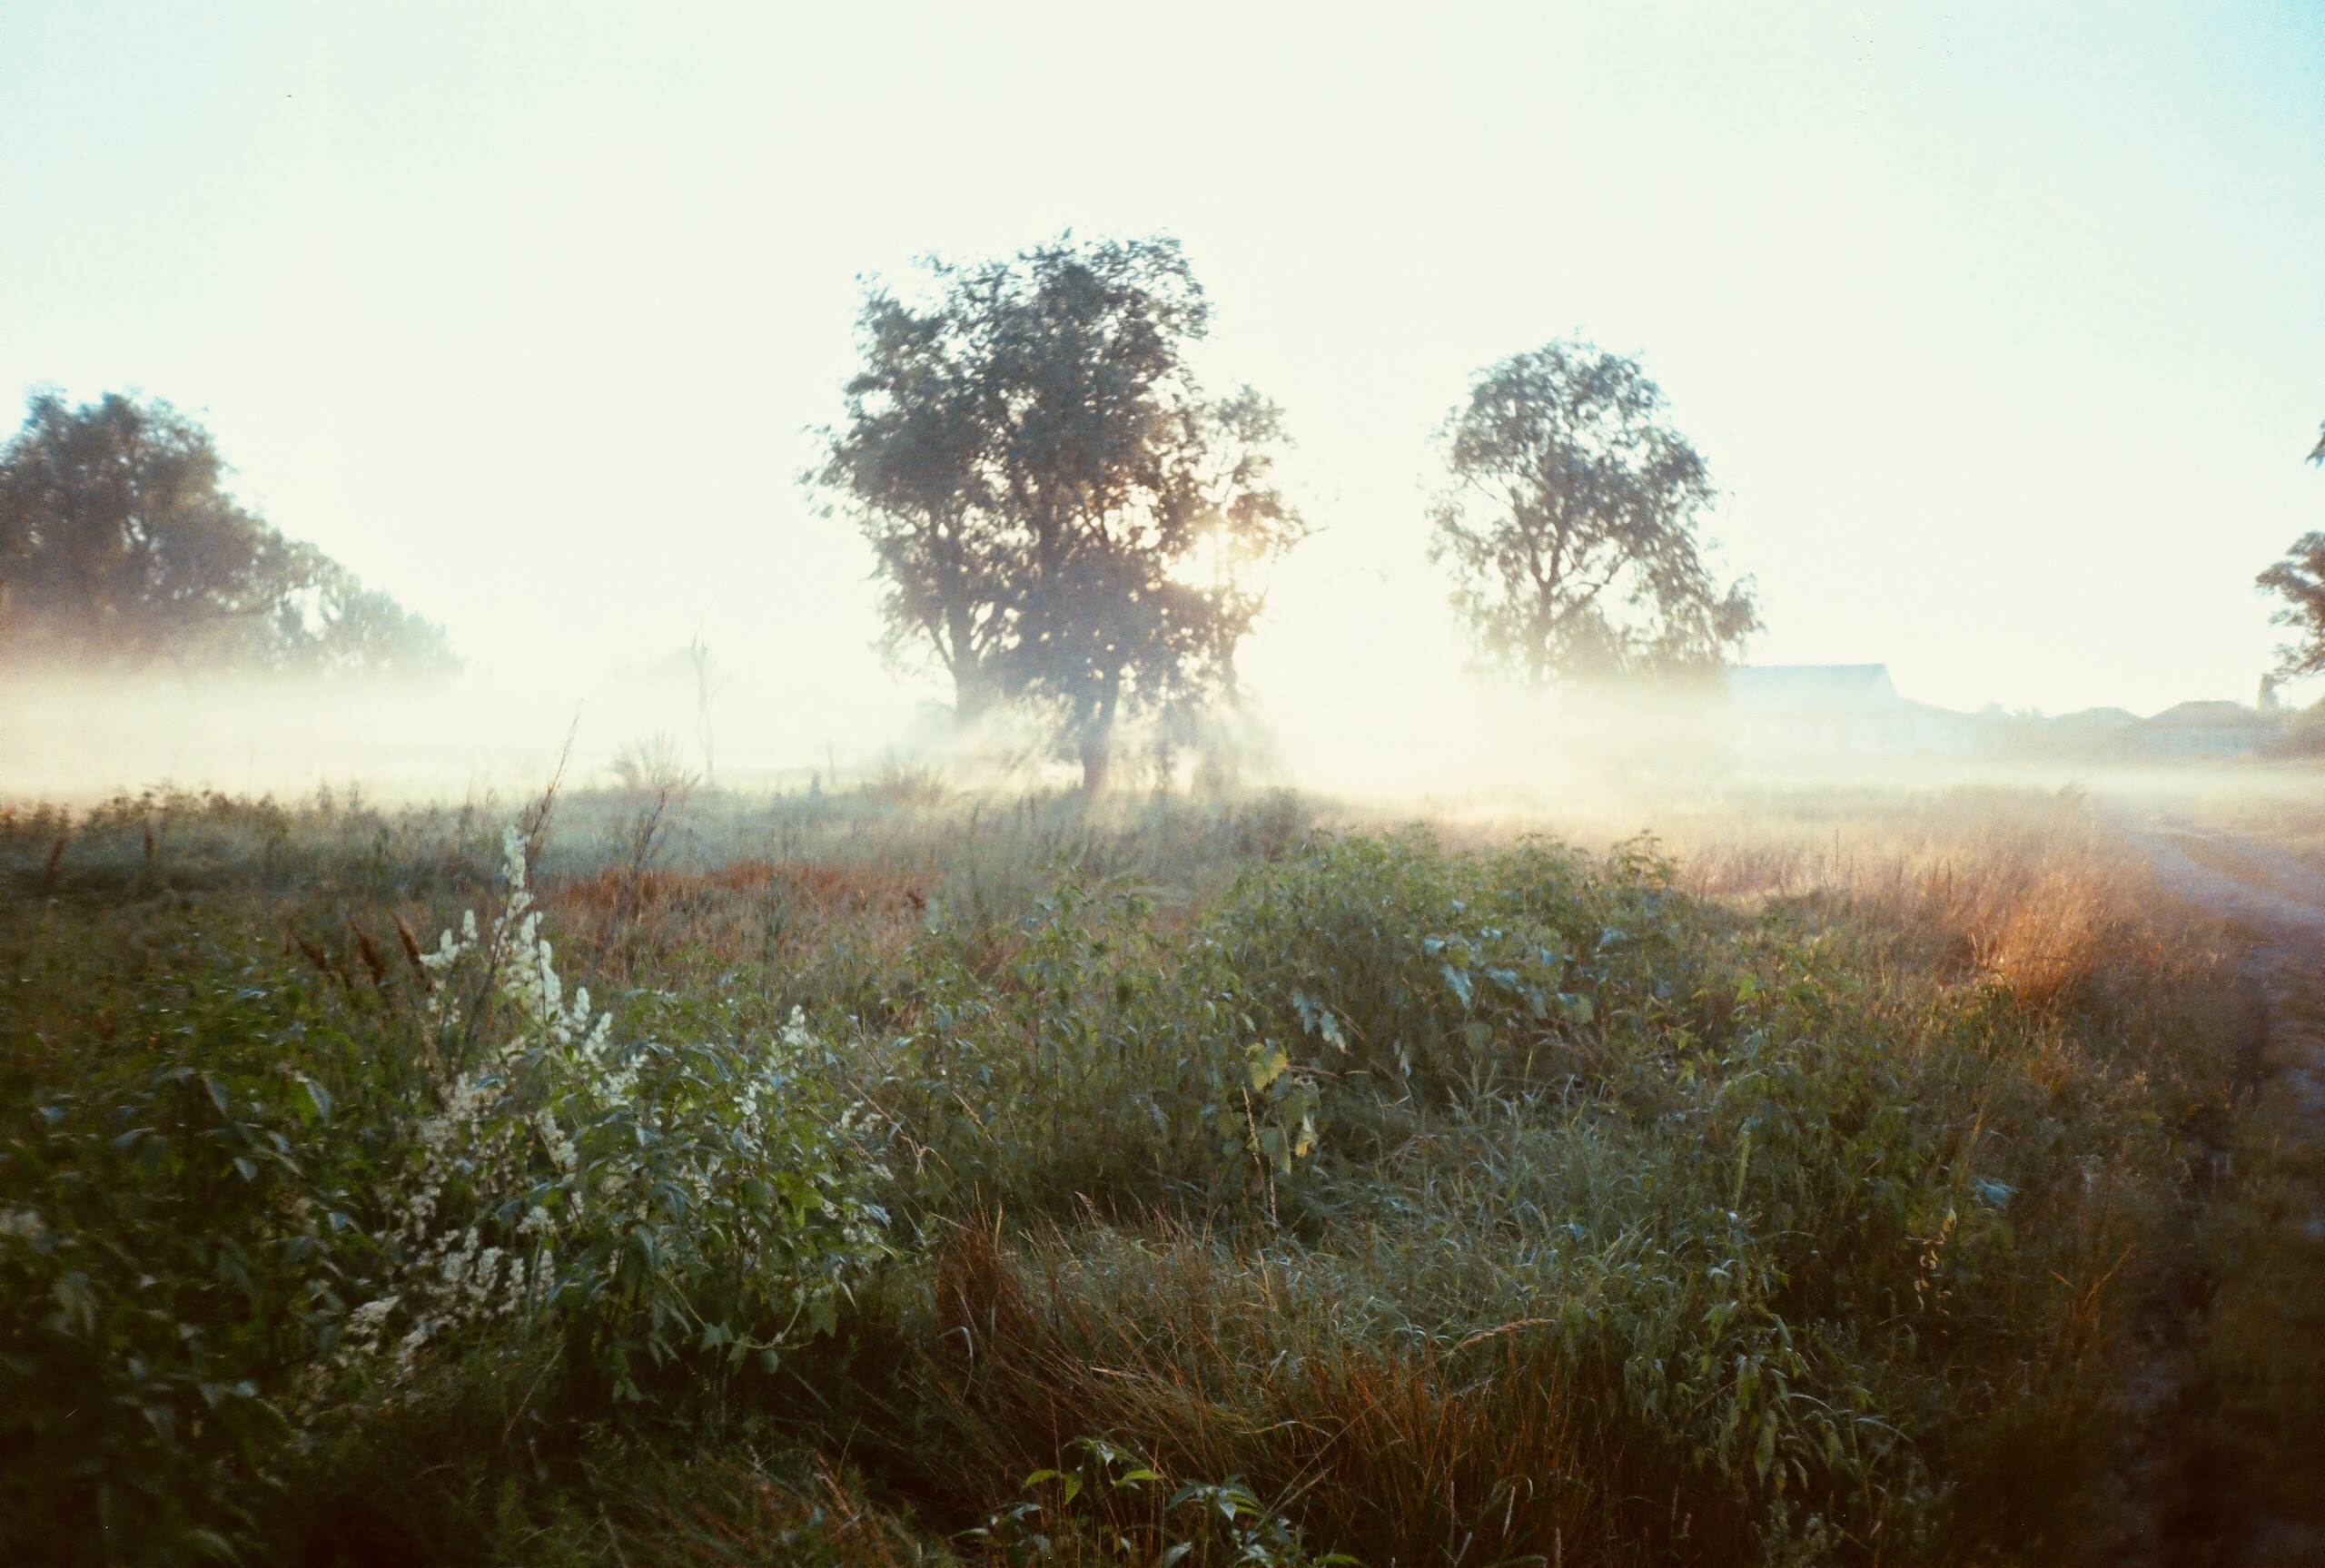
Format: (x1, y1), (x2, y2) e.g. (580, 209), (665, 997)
(7, 5), (2323, 750)
(7, 5), (2325, 1566)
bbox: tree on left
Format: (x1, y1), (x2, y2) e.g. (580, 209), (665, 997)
(0, 390), (457, 676)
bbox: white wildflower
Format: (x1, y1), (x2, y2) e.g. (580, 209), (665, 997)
(348, 1295), (400, 1330)
(344, 818), (885, 1385)
(392, 1321), (433, 1380)
(535, 1112), (578, 1175)
(498, 1255), (531, 1316)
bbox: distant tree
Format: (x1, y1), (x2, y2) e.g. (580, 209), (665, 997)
(2260, 534), (2325, 677)
(1428, 341), (1758, 687)
(812, 235), (1304, 790)
(2257, 428), (2325, 677)
(0, 390), (457, 676)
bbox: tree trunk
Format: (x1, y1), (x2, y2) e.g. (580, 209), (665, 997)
(951, 657), (998, 725)
(1078, 666), (1123, 793)
(1079, 732), (1112, 794)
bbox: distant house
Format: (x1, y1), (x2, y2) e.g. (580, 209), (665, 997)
(2050, 707), (2141, 737)
(2131, 700), (2281, 759)
(2029, 706), (2141, 759)
(1727, 665), (1983, 758)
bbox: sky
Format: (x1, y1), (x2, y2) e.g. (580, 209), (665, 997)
(4, 2), (2321, 778)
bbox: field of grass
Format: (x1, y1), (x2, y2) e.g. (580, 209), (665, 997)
(0, 777), (2295, 1564)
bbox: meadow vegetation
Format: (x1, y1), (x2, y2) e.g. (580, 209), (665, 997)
(0, 778), (2294, 1564)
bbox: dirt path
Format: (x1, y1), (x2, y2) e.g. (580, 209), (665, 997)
(2104, 823), (2325, 1565)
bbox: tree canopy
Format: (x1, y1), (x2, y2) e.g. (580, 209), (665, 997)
(2257, 429), (2325, 679)
(812, 234), (1303, 790)
(0, 390), (456, 677)
(1428, 341), (1757, 688)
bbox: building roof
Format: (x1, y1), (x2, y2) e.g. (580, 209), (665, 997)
(2137, 700), (2275, 732)
(1727, 664), (1966, 719)
(1729, 665), (1897, 702)
(2051, 706), (2141, 732)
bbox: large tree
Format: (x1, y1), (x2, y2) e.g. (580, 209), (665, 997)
(1428, 341), (1757, 687)
(2257, 426), (2325, 678)
(812, 235), (1303, 790)
(0, 390), (456, 676)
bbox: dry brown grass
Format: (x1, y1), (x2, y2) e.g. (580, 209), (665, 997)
(540, 857), (931, 987)
(618, 1455), (933, 1567)
(1658, 794), (2188, 1015)
(553, 858), (928, 917)
(540, 787), (2252, 1565)
(916, 1220), (1660, 1568)
(14, 780), (2282, 1565)
(1966, 870), (2115, 1011)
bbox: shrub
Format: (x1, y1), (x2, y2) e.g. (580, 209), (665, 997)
(1203, 832), (1698, 1100)
(348, 829), (894, 1403)
(0, 924), (397, 1561)
(0, 785), (2273, 1565)
(0, 826), (893, 1563)
(865, 876), (1317, 1222)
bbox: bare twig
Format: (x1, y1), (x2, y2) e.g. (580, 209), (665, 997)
(519, 709), (582, 868)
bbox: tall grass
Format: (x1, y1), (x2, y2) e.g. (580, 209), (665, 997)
(0, 780), (2276, 1563)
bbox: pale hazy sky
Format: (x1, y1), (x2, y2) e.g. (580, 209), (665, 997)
(5, 2), (2321, 769)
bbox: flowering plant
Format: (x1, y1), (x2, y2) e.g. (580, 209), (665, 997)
(350, 830), (891, 1399)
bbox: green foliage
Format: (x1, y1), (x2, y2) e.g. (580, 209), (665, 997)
(349, 830), (895, 1403)
(0, 786), (2259, 1565)
(0, 920), (397, 1561)
(2261, 530), (2325, 680)
(866, 832), (1695, 1226)
(869, 873), (1313, 1218)
(1206, 831), (1681, 1098)
(3, 784), (505, 902)
(0, 390), (458, 676)
(1427, 340), (1758, 685)
(0, 825), (891, 1563)
(810, 235), (1305, 788)
(881, 829), (2184, 1562)
(968, 1439), (1351, 1568)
